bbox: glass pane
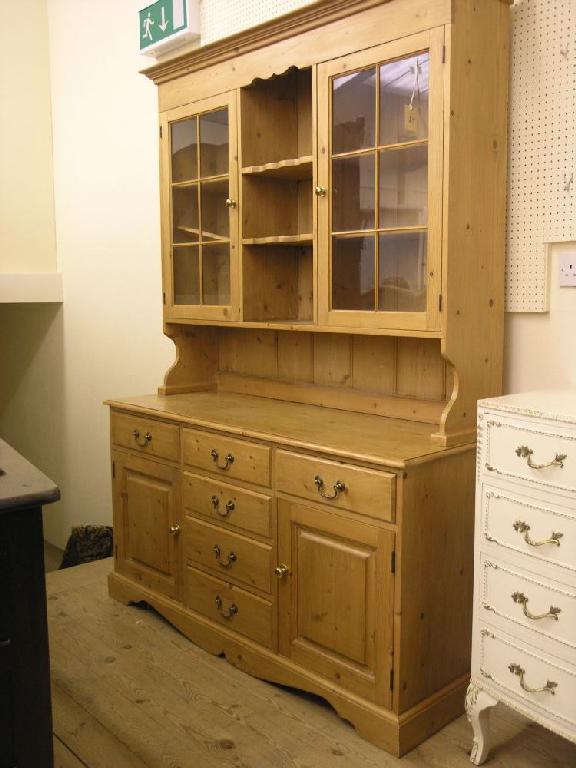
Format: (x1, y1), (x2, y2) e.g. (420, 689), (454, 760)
(379, 145), (428, 228)
(332, 236), (375, 310)
(332, 68), (376, 154)
(171, 118), (197, 183)
(200, 179), (229, 240)
(173, 246), (200, 305)
(380, 53), (429, 146)
(172, 185), (199, 243)
(200, 109), (229, 178)
(378, 231), (427, 312)
(202, 243), (230, 305)
(332, 154), (375, 232)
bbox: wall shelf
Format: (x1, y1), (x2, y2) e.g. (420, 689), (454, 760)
(0, 273), (63, 303)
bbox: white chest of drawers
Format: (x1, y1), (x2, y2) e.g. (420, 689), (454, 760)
(467, 390), (576, 765)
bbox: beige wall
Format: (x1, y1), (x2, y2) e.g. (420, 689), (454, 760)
(0, 0), (57, 272)
(0, 0), (574, 549)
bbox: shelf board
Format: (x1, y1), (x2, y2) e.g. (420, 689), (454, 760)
(243, 234), (312, 246)
(242, 156), (313, 180)
(175, 226), (228, 242)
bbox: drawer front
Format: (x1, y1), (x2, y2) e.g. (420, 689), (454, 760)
(183, 565), (274, 649)
(481, 486), (576, 575)
(184, 516), (272, 594)
(479, 627), (576, 730)
(183, 429), (271, 487)
(276, 451), (395, 522)
(111, 411), (180, 462)
(482, 415), (576, 493)
(183, 473), (272, 539)
(481, 557), (576, 651)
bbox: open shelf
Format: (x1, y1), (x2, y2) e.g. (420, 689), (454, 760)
(243, 234), (312, 246)
(242, 156), (313, 180)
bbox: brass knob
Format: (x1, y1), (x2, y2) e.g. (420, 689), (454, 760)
(275, 564), (290, 579)
(169, 524), (181, 536)
(314, 185), (327, 197)
(225, 198), (237, 208)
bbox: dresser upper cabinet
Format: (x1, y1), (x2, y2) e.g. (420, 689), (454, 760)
(161, 91), (240, 322)
(317, 29), (443, 331)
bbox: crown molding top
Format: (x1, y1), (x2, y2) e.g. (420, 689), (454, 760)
(143, 0), (399, 84)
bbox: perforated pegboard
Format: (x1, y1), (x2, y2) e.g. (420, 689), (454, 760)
(200, 0), (576, 313)
(200, 0), (316, 45)
(507, 0), (576, 312)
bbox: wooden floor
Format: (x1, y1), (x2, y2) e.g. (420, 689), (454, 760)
(47, 560), (576, 768)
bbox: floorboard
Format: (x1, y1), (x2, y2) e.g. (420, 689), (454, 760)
(46, 559), (576, 768)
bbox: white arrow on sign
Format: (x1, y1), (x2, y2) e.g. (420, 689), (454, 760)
(159, 6), (169, 32)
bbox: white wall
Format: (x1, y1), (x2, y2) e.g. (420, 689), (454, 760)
(0, 0), (56, 271)
(0, 0), (574, 549)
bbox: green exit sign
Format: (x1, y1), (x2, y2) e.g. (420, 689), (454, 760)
(139, 0), (198, 55)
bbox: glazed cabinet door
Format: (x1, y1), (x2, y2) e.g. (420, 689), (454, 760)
(317, 28), (444, 332)
(161, 91), (240, 322)
(112, 451), (181, 599)
(278, 499), (395, 707)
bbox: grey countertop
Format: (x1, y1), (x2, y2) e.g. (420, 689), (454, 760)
(0, 439), (60, 512)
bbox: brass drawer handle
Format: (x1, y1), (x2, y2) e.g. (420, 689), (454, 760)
(512, 592), (561, 621)
(213, 544), (237, 568)
(513, 520), (563, 548)
(314, 475), (346, 500)
(169, 524), (181, 536)
(275, 564), (290, 579)
(508, 663), (557, 695)
(211, 449), (234, 470)
(515, 445), (567, 470)
(210, 495), (235, 517)
(215, 595), (238, 619)
(132, 429), (152, 447)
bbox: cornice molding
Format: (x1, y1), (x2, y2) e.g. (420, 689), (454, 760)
(143, 0), (395, 84)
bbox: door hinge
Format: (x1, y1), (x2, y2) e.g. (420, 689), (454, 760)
(112, 461), (115, 479)
(159, 125), (163, 139)
(442, 45), (446, 64)
(114, 543), (118, 558)
(162, 291), (166, 305)
(438, 293), (443, 313)
(391, 550), (396, 574)
(390, 669), (394, 691)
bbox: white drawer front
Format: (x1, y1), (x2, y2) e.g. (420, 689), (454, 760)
(479, 628), (576, 730)
(481, 416), (576, 492)
(481, 486), (576, 575)
(481, 557), (576, 651)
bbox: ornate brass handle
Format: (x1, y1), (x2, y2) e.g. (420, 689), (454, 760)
(515, 445), (567, 470)
(225, 198), (237, 208)
(513, 520), (563, 547)
(213, 544), (237, 568)
(132, 429), (152, 447)
(215, 595), (238, 619)
(275, 564), (290, 579)
(314, 475), (346, 500)
(512, 592), (561, 621)
(211, 449), (235, 470)
(314, 185), (327, 197)
(211, 495), (235, 517)
(169, 524), (181, 536)
(508, 663), (557, 695)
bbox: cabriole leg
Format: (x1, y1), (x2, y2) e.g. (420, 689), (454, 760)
(466, 682), (498, 765)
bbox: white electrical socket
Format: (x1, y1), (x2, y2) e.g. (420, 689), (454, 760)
(559, 252), (576, 287)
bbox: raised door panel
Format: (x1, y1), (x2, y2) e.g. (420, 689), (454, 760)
(317, 28), (444, 332)
(113, 452), (181, 599)
(278, 499), (395, 707)
(161, 91), (240, 322)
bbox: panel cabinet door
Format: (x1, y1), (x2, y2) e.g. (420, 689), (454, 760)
(317, 28), (444, 332)
(278, 499), (395, 707)
(113, 451), (181, 599)
(161, 91), (240, 322)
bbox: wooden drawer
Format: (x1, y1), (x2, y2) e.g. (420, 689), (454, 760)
(482, 415), (576, 493)
(479, 627), (576, 731)
(481, 485), (576, 576)
(182, 472), (272, 539)
(480, 556), (576, 651)
(111, 411), (180, 462)
(183, 428), (271, 487)
(183, 565), (274, 649)
(184, 516), (273, 594)
(275, 451), (395, 522)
